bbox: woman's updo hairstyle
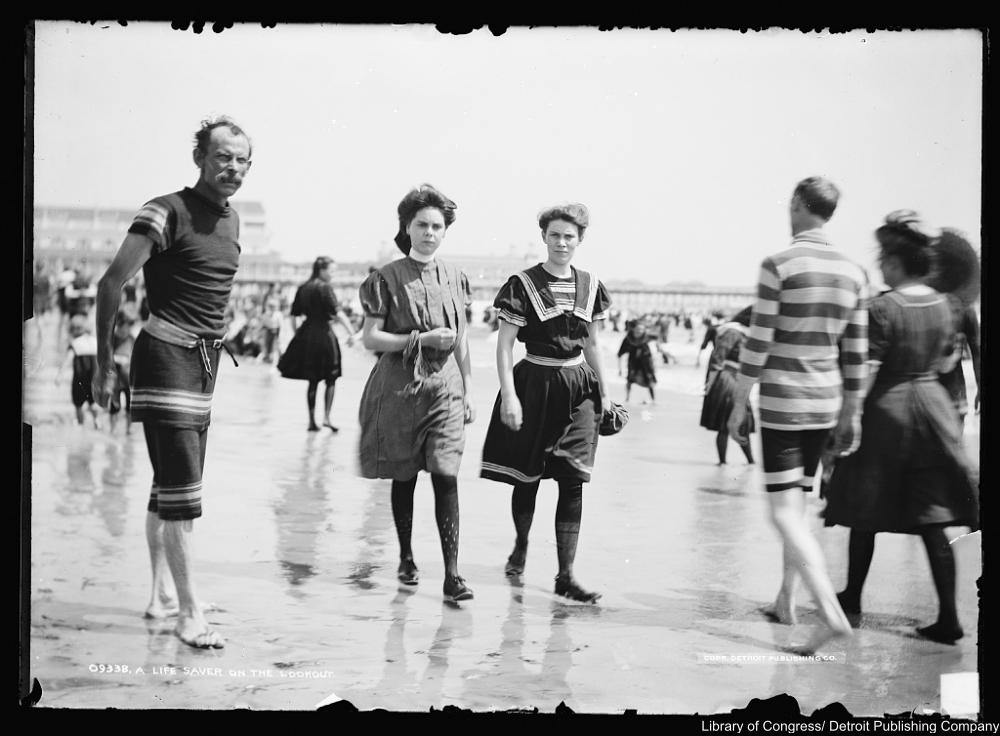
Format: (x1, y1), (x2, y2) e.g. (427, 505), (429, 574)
(394, 183), (457, 255)
(875, 210), (937, 278)
(538, 203), (590, 239)
(311, 256), (334, 279)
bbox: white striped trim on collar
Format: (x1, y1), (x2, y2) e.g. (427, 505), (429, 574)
(514, 266), (599, 323)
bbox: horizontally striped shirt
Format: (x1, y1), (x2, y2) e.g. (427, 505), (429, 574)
(548, 275), (576, 312)
(736, 229), (868, 430)
(128, 187), (241, 339)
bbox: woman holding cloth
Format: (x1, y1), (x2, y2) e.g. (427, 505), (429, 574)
(823, 212), (979, 644)
(480, 203), (612, 604)
(357, 184), (475, 603)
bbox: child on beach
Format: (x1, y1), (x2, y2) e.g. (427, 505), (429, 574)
(107, 309), (136, 434)
(56, 315), (101, 428)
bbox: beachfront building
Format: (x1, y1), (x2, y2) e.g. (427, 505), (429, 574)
(32, 200), (283, 283)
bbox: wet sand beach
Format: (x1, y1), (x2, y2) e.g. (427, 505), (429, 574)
(24, 317), (981, 714)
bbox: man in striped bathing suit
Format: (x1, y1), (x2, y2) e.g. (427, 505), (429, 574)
(727, 176), (868, 655)
(92, 117), (252, 649)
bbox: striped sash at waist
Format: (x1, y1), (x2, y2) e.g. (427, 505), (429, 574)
(524, 353), (584, 368)
(143, 314), (218, 348)
(142, 314), (235, 379)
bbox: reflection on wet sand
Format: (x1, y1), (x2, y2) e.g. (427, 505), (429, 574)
(377, 588), (419, 704)
(274, 434), (332, 592)
(96, 438), (134, 538)
(422, 602), (474, 708)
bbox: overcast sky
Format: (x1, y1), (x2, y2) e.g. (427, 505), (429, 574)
(31, 23), (982, 288)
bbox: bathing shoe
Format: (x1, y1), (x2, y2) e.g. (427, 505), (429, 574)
(555, 574), (601, 604)
(444, 575), (474, 602)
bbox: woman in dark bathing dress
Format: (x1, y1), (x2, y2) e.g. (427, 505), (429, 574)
(278, 257), (358, 431)
(480, 203), (612, 604)
(823, 212), (979, 645)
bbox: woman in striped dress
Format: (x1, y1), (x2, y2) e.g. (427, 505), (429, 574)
(480, 203), (612, 603)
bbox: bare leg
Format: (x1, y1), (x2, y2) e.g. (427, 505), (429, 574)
(625, 382), (632, 402)
(765, 544), (800, 625)
(322, 382), (338, 431)
(507, 481), (539, 575)
(75, 405), (85, 425)
(306, 380), (320, 431)
(164, 519), (223, 648)
(768, 489), (851, 652)
(144, 511), (179, 618)
(648, 386), (656, 403)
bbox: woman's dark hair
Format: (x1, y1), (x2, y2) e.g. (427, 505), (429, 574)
(926, 227), (980, 304)
(194, 116), (252, 157)
(312, 256), (334, 279)
(792, 177), (839, 220)
(538, 203), (590, 239)
(394, 184), (457, 255)
(731, 305), (753, 327)
(875, 210), (934, 278)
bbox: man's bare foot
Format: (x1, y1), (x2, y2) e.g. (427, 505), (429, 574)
(763, 595), (797, 625)
(175, 609), (225, 649)
(308, 422), (320, 432)
(789, 620), (852, 656)
(174, 628), (226, 649)
(145, 600), (219, 620)
(323, 422), (339, 433)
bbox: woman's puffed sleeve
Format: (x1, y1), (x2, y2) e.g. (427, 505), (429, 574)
(290, 286), (305, 318)
(592, 280), (612, 321)
(359, 271), (390, 319)
(322, 282), (341, 315)
(866, 295), (890, 364)
(494, 276), (527, 328)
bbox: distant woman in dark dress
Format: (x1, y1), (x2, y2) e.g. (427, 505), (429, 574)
(823, 212), (979, 645)
(617, 320), (657, 403)
(357, 184), (476, 604)
(480, 203), (612, 604)
(699, 306), (754, 465)
(278, 257), (358, 432)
